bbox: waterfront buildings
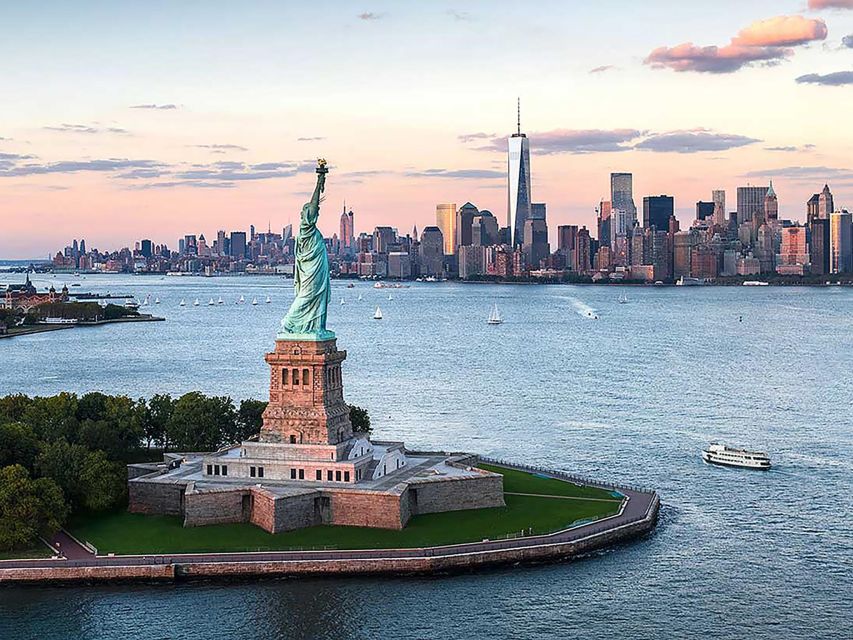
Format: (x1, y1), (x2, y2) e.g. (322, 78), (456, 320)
(507, 102), (531, 247)
(777, 226), (810, 276)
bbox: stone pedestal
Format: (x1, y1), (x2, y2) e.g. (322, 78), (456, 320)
(259, 338), (353, 446)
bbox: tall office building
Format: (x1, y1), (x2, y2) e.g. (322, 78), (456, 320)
(597, 200), (612, 247)
(523, 218), (549, 270)
(809, 217), (830, 276)
(472, 211), (500, 247)
(764, 181), (778, 222)
(611, 173), (637, 227)
(456, 202), (479, 250)
(230, 231), (247, 259)
(643, 195), (674, 230)
(576, 227), (591, 273)
(507, 100), (531, 247)
(339, 205), (354, 254)
(140, 239), (153, 258)
(419, 226), (445, 276)
(712, 190), (726, 226)
(819, 184), (834, 219)
(557, 225), (578, 256)
(829, 211), (852, 274)
(736, 186), (768, 224)
(435, 203), (457, 255)
(695, 201), (715, 221)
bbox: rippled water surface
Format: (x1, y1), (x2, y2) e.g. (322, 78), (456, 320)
(1, 276), (851, 639)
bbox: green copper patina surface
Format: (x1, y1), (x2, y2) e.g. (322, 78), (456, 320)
(278, 160), (334, 341)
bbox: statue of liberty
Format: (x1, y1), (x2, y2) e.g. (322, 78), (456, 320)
(278, 159), (334, 340)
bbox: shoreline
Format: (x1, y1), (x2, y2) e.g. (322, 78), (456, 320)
(0, 460), (659, 584)
(0, 315), (164, 340)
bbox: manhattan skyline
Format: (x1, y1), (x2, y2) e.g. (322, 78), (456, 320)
(2, 0), (852, 258)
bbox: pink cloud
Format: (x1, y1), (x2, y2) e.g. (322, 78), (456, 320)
(733, 15), (827, 46)
(646, 15), (827, 73)
(808, 0), (853, 9)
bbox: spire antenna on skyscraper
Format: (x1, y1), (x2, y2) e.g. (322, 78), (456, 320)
(517, 97), (521, 136)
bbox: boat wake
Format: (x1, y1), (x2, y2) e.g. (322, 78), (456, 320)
(569, 297), (599, 320)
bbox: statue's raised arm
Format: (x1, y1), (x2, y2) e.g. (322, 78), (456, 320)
(278, 159), (334, 341)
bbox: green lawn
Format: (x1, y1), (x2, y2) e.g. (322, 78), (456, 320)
(69, 464), (623, 554)
(0, 544), (54, 561)
(477, 463), (623, 500)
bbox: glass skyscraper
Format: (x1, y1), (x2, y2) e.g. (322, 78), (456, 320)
(610, 173), (637, 227)
(507, 103), (531, 247)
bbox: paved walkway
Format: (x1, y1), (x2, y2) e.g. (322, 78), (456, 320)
(47, 530), (95, 560)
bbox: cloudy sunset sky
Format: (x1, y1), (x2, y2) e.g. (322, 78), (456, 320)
(1, 0), (852, 258)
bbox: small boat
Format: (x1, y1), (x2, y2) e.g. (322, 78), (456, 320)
(346, 283), (355, 288)
(743, 281), (769, 286)
(217, 296), (224, 305)
(373, 306), (383, 320)
(676, 276), (704, 286)
(239, 295), (245, 304)
(618, 293), (628, 304)
(265, 295), (271, 304)
(154, 298), (160, 304)
(341, 299), (345, 305)
(487, 303), (503, 325)
(208, 298), (215, 306)
(252, 297), (258, 305)
(702, 443), (770, 470)
(358, 294), (363, 301)
(193, 298), (200, 306)
(179, 299), (186, 307)
(125, 300), (140, 310)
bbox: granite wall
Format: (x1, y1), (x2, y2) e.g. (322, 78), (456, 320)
(183, 488), (249, 527)
(409, 474), (505, 515)
(128, 479), (185, 516)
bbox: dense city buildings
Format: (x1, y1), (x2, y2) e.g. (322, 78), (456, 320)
(47, 123), (850, 284)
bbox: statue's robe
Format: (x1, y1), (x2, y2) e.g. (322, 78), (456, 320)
(281, 201), (331, 337)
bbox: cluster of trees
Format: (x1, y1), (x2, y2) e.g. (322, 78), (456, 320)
(0, 392), (371, 552)
(34, 302), (139, 322)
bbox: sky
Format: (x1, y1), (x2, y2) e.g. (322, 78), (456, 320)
(1, 0), (852, 258)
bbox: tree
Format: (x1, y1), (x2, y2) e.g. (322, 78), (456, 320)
(35, 441), (126, 512)
(21, 393), (79, 443)
(0, 465), (67, 551)
(35, 440), (91, 509)
(0, 422), (40, 471)
(349, 405), (371, 434)
(167, 392), (237, 451)
(79, 451), (126, 511)
(0, 394), (34, 424)
(145, 393), (175, 449)
(77, 395), (144, 459)
(235, 399), (267, 442)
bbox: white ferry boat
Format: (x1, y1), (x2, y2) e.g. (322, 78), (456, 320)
(743, 280), (769, 286)
(702, 443), (771, 470)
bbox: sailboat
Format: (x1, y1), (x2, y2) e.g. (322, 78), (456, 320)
(154, 297), (160, 304)
(179, 299), (186, 307)
(193, 298), (200, 306)
(265, 295), (271, 304)
(208, 298), (215, 306)
(252, 297), (258, 305)
(217, 296), (224, 305)
(373, 306), (383, 320)
(341, 298), (345, 305)
(358, 294), (363, 301)
(388, 293), (393, 301)
(487, 303), (503, 325)
(618, 292), (628, 304)
(238, 295), (245, 304)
